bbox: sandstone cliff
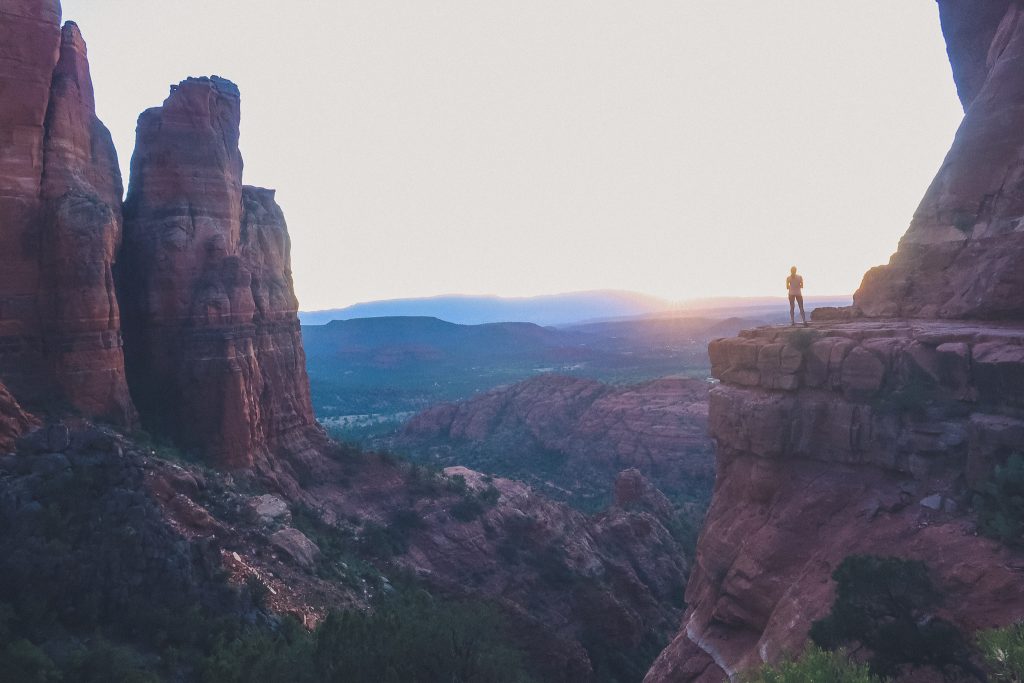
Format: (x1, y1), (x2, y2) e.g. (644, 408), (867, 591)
(854, 0), (1024, 319)
(0, 4), (134, 424)
(119, 76), (325, 477)
(646, 323), (1024, 681)
(648, 3), (1024, 679)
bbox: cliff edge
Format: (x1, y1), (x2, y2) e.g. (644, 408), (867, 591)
(647, 2), (1024, 680)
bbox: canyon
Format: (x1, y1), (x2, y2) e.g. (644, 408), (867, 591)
(398, 373), (714, 510)
(4, 0), (1024, 681)
(647, 1), (1024, 680)
(0, 2), (690, 679)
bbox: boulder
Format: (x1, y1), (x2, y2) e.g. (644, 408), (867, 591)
(269, 528), (321, 570)
(248, 494), (291, 525)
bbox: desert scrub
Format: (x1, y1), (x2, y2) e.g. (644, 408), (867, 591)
(743, 646), (882, 683)
(978, 622), (1024, 681)
(974, 453), (1024, 546)
(810, 555), (979, 680)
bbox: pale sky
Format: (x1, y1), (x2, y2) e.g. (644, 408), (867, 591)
(61, 0), (964, 311)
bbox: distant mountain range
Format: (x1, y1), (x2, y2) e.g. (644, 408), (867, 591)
(299, 291), (852, 327)
(301, 313), (773, 440)
(299, 290), (671, 326)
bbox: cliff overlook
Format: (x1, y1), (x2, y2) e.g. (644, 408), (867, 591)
(647, 2), (1024, 680)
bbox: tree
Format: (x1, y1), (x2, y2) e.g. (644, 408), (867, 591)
(810, 555), (982, 680)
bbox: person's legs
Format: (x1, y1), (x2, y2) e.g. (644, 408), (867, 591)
(796, 294), (806, 324)
(789, 294), (796, 325)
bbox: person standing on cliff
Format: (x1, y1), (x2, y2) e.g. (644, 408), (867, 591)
(786, 266), (807, 326)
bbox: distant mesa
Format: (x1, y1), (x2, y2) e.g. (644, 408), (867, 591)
(299, 290), (673, 326)
(300, 292), (853, 327)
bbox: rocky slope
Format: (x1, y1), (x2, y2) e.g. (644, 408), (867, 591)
(0, 382), (689, 681)
(648, 3), (1024, 679)
(119, 76), (325, 478)
(0, 3), (134, 424)
(307, 463), (689, 681)
(398, 374), (714, 509)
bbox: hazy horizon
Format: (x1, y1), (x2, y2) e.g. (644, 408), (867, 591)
(61, 1), (963, 310)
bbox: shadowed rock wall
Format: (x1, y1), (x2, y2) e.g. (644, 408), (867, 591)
(855, 0), (1024, 319)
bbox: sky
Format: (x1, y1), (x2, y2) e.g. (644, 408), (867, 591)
(60, 0), (965, 311)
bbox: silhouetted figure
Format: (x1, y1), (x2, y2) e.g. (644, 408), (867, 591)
(787, 266), (807, 326)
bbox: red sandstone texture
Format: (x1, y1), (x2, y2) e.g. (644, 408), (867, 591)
(119, 77), (326, 477)
(400, 374), (714, 496)
(853, 0), (1024, 319)
(645, 322), (1024, 682)
(0, 6), (134, 424)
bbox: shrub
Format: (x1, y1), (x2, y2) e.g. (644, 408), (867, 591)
(743, 646), (882, 683)
(810, 555), (978, 679)
(978, 622), (1024, 682)
(451, 496), (486, 522)
(0, 639), (61, 683)
(975, 453), (1024, 546)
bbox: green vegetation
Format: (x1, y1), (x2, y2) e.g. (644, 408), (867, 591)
(975, 453), (1024, 546)
(303, 316), (716, 442)
(810, 555), (980, 680)
(199, 591), (536, 683)
(743, 646), (882, 683)
(978, 622), (1024, 682)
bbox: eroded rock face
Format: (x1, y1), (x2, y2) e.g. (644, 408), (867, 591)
(645, 322), (1024, 682)
(309, 461), (690, 681)
(399, 374), (714, 503)
(0, 7), (134, 424)
(120, 76), (324, 476)
(854, 1), (1024, 319)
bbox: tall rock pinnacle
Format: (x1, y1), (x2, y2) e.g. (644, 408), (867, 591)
(120, 76), (324, 475)
(0, 3), (135, 424)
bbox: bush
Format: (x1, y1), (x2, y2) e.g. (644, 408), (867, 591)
(978, 622), (1024, 682)
(810, 555), (978, 679)
(975, 453), (1024, 546)
(200, 591), (537, 683)
(743, 646), (882, 683)
(0, 639), (61, 683)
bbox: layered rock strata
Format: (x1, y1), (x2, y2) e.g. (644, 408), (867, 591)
(646, 322), (1024, 682)
(0, 4), (134, 423)
(853, 0), (1024, 319)
(120, 77), (324, 475)
(399, 374), (713, 504)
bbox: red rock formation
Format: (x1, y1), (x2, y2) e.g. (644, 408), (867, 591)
(0, 5), (134, 424)
(650, 11), (1024, 673)
(853, 0), (1024, 319)
(120, 76), (325, 477)
(0, 381), (38, 453)
(646, 323), (1024, 682)
(400, 374), (714, 501)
